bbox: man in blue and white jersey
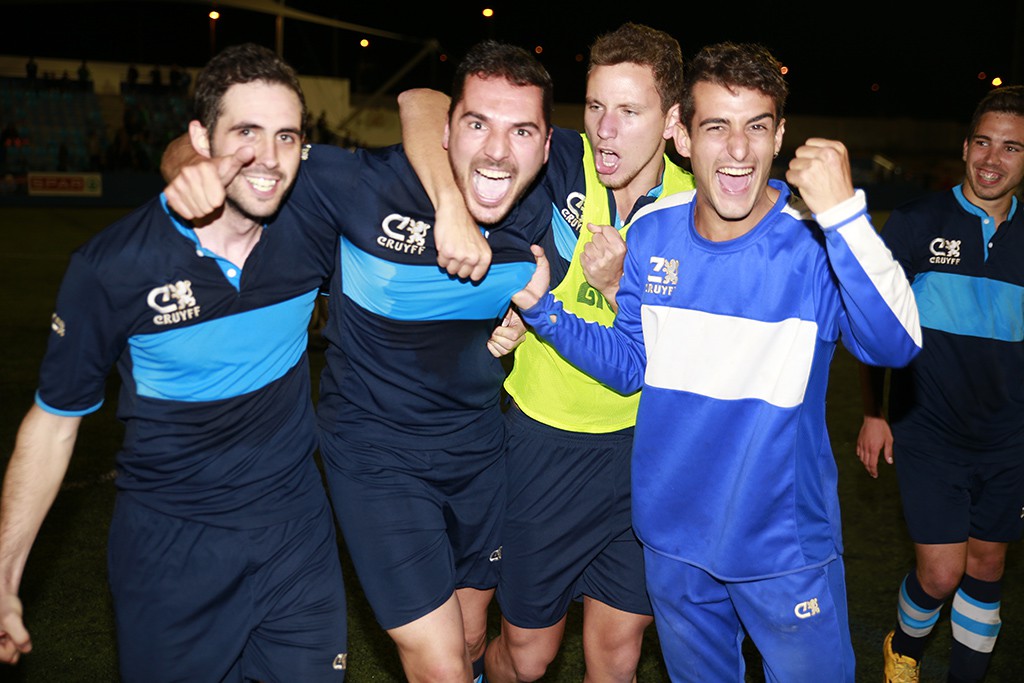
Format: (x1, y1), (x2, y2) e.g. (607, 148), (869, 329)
(858, 85), (1024, 683)
(0, 44), (348, 682)
(512, 42), (922, 681)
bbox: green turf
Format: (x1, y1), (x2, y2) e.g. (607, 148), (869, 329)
(0, 206), (1021, 681)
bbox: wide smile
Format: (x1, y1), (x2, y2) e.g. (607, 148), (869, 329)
(472, 168), (513, 206)
(244, 175), (282, 196)
(716, 167), (754, 194)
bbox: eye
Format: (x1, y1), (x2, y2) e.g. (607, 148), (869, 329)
(278, 133), (296, 144)
(514, 128), (532, 137)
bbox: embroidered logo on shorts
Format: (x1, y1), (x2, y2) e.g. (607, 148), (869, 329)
(794, 598), (821, 619)
(332, 653), (347, 670)
(489, 545), (502, 562)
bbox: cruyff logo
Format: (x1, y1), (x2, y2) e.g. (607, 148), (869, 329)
(147, 280), (201, 326)
(51, 313), (66, 337)
(489, 546), (503, 562)
(560, 191), (586, 232)
(929, 237), (961, 265)
(332, 653), (347, 670)
(645, 256), (679, 295)
(379, 213), (432, 255)
(794, 598), (821, 619)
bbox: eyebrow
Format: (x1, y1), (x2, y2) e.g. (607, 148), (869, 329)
(698, 112), (775, 127)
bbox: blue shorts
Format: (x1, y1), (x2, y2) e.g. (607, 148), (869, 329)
(108, 495), (347, 683)
(497, 405), (649, 627)
(645, 551), (855, 683)
(895, 442), (1024, 543)
(321, 428), (505, 630)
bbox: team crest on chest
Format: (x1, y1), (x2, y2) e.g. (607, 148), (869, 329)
(929, 237), (961, 265)
(147, 280), (202, 325)
(645, 256), (679, 295)
(378, 213), (432, 256)
(560, 191), (586, 232)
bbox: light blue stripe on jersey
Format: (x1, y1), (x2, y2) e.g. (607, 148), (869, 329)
(128, 290), (316, 401)
(912, 271), (1024, 341)
(340, 235), (535, 321)
(551, 204), (580, 262)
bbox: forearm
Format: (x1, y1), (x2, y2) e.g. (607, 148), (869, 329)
(520, 293), (645, 394)
(820, 192), (922, 367)
(0, 406), (78, 594)
(398, 88), (461, 210)
(859, 363), (888, 417)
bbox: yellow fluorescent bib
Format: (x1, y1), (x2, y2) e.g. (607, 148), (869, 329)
(505, 133), (694, 433)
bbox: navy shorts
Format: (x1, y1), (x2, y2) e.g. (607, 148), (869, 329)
(497, 405), (650, 628)
(646, 551), (854, 682)
(321, 428), (505, 630)
(895, 442), (1024, 544)
(107, 495), (348, 683)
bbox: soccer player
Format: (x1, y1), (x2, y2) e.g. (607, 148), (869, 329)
(400, 22), (694, 683)
(0, 44), (348, 682)
(857, 85), (1024, 683)
(511, 42), (922, 681)
(162, 41), (559, 683)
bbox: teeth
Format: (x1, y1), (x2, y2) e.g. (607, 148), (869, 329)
(719, 168), (753, 176)
(247, 177), (278, 192)
(979, 170), (999, 181)
(477, 169), (510, 180)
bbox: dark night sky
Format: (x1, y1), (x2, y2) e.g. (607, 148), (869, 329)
(4, 0), (1024, 123)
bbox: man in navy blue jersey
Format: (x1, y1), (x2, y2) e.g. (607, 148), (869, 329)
(858, 85), (1024, 683)
(0, 45), (348, 682)
(162, 41), (558, 683)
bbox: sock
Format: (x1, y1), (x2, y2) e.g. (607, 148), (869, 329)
(893, 570), (944, 661)
(949, 574), (1001, 683)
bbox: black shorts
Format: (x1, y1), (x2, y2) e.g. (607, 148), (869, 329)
(108, 495), (348, 683)
(895, 442), (1024, 544)
(497, 405), (650, 628)
(321, 428), (506, 630)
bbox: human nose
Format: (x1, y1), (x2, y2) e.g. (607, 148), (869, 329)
(726, 128), (749, 160)
(256, 136), (279, 169)
(597, 112), (616, 140)
(483, 129), (510, 162)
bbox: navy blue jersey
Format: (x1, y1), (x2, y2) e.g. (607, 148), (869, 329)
(885, 186), (1024, 459)
(36, 194), (338, 528)
(290, 144), (551, 447)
